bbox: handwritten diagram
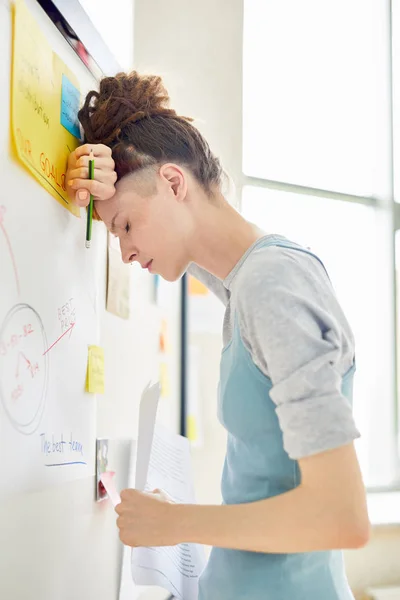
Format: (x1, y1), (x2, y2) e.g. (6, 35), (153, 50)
(0, 203), (48, 434)
(0, 303), (48, 435)
(0, 0), (100, 496)
(0, 181), (95, 494)
(0, 200), (99, 496)
(0, 198), (95, 491)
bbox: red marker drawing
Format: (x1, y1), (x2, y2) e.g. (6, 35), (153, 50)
(16, 351), (39, 379)
(42, 322), (75, 356)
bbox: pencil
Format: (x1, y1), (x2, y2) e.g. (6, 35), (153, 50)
(85, 150), (94, 249)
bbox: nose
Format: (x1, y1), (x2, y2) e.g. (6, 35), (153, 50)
(121, 246), (137, 264)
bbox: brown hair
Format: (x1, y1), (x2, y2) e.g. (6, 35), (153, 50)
(78, 72), (223, 219)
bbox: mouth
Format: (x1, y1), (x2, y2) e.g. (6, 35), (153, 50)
(143, 260), (153, 271)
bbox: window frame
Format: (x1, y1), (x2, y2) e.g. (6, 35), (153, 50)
(240, 0), (400, 492)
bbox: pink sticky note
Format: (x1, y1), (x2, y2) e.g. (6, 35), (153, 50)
(100, 471), (121, 507)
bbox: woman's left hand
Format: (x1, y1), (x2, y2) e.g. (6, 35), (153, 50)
(115, 488), (180, 547)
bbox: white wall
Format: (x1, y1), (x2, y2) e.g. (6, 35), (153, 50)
(133, 0), (243, 506)
(0, 2), (181, 600)
(133, 1), (400, 598)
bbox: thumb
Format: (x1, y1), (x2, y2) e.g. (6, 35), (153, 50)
(150, 488), (174, 503)
(76, 189), (90, 207)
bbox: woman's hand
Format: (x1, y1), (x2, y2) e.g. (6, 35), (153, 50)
(116, 488), (181, 547)
(66, 143), (117, 207)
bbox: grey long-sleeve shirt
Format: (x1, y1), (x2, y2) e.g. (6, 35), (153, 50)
(188, 233), (360, 459)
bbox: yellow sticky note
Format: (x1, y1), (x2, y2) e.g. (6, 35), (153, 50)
(187, 415), (198, 442)
(159, 319), (171, 354)
(86, 345), (105, 394)
(11, 0), (81, 216)
(188, 275), (209, 296)
(160, 362), (170, 398)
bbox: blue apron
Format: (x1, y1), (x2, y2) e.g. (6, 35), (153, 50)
(198, 237), (355, 600)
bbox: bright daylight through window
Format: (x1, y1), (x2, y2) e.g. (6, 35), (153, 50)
(242, 0), (399, 488)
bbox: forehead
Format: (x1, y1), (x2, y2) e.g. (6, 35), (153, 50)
(94, 179), (148, 232)
(94, 180), (131, 220)
(94, 194), (120, 230)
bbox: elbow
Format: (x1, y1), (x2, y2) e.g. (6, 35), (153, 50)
(338, 513), (371, 549)
(319, 496), (371, 549)
(347, 520), (371, 549)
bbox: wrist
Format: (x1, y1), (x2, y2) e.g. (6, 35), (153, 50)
(170, 502), (202, 545)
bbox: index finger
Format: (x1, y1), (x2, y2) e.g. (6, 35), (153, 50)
(120, 488), (136, 501)
(75, 143), (112, 160)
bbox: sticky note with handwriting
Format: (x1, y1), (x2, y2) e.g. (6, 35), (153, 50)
(100, 471), (121, 507)
(11, 0), (81, 215)
(86, 345), (105, 394)
(60, 74), (81, 139)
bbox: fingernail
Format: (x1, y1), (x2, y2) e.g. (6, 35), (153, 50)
(78, 190), (88, 200)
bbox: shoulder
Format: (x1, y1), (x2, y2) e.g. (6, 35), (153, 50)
(234, 241), (330, 308)
(232, 240), (355, 386)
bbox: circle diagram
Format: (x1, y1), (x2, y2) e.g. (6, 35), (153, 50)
(0, 304), (48, 434)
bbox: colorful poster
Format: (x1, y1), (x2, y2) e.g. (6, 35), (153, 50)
(11, 0), (82, 216)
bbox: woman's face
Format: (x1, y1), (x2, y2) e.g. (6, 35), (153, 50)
(95, 166), (193, 281)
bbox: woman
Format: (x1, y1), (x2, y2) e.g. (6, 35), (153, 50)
(66, 72), (369, 600)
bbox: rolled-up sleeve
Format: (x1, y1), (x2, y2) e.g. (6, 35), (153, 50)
(236, 249), (360, 460)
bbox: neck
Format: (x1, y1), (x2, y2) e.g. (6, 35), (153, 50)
(188, 191), (265, 280)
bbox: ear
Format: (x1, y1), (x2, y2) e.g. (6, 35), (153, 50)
(159, 163), (187, 202)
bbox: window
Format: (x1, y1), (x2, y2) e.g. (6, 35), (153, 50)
(242, 0), (399, 488)
(77, 0), (134, 70)
(243, 0), (391, 198)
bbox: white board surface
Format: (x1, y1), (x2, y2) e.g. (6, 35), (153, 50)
(0, 3), (178, 600)
(0, 0), (102, 497)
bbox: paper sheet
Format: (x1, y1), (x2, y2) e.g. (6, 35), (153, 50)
(132, 423), (206, 600)
(100, 471), (121, 507)
(106, 233), (130, 319)
(119, 439), (142, 600)
(85, 345), (105, 394)
(119, 384), (160, 600)
(11, 0), (81, 216)
(118, 383), (206, 600)
(135, 383), (160, 491)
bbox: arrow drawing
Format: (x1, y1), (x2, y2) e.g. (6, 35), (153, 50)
(16, 351), (36, 378)
(42, 322), (75, 356)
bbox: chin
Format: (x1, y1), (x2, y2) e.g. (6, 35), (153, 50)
(160, 263), (188, 283)
(161, 272), (183, 283)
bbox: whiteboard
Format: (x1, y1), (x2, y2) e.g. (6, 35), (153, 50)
(0, 4), (178, 600)
(0, 0), (104, 498)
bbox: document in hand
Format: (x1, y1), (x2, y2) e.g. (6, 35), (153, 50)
(119, 383), (206, 600)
